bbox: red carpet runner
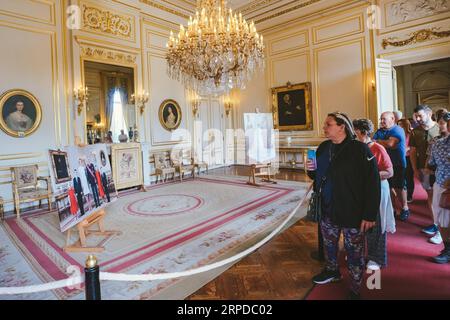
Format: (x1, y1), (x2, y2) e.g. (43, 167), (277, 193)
(306, 180), (450, 299)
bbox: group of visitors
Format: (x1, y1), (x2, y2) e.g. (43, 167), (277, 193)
(307, 106), (450, 300)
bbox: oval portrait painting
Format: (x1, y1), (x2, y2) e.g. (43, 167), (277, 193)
(159, 99), (182, 131)
(0, 89), (42, 137)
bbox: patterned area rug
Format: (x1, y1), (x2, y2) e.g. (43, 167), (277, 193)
(0, 175), (310, 300)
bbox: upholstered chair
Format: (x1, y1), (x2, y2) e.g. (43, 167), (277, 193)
(10, 165), (52, 218)
(170, 149), (195, 182)
(188, 149), (208, 175)
(154, 153), (175, 183)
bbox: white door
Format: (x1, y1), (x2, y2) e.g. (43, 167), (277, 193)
(375, 58), (395, 119)
(392, 67), (398, 111)
(209, 99), (224, 166)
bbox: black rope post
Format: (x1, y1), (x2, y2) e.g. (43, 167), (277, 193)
(85, 255), (101, 300)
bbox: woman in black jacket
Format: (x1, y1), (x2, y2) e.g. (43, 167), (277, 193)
(307, 112), (380, 299)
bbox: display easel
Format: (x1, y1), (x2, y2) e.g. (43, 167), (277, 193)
(63, 209), (121, 253)
(247, 163), (277, 186)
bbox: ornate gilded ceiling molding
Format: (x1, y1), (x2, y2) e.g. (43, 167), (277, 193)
(382, 28), (450, 49)
(82, 3), (134, 39)
(238, 0), (281, 14)
(140, 0), (190, 19)
(254, 0), (322, 24)
(80, 45), (137, 64)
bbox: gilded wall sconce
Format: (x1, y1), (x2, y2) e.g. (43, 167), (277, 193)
(73, 86), (88, 116)
(223, 95), (233, 117)
(188, 89), (200, 118)
(131, 91), (149, 115)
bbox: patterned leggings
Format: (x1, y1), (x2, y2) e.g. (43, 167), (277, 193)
(320, 215), (365, 293)
(366, 212), (387, 267)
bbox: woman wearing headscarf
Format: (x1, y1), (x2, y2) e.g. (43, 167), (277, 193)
(353, 118), (396, 271)
(307, 112), (380, 299)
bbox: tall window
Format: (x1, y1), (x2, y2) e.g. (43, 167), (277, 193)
(110, 89), (127, 142)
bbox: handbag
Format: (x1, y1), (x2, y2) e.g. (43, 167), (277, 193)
(439, 188), (450, 210)
(306, 182), (324, 223)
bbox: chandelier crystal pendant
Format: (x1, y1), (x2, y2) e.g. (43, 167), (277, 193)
(166, 0), (265, 95)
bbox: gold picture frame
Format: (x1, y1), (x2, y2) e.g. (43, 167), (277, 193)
(111, 142), (143, 190)
(0, 89), (42, 137)
(159, 99), (182, 131)
(49, 149), (72, 184)
(272, 82), (313, 131)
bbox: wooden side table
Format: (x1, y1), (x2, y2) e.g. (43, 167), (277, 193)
(0, 196), (4, 221)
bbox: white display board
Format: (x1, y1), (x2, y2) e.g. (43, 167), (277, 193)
(243, 113), (277, 164)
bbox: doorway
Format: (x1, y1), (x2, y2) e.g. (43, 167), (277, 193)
(394, 57), (450, 118)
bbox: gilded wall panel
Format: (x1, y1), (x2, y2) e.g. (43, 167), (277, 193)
(81, 2), (136, 41)
(312, 15), (364, 44)
(0, 0), (55, 25)
(269, 30), (309, 56)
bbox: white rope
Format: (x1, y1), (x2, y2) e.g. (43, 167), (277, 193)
(100, 184), (313, 282)
(0, 275), (84, 295)
(0, 183), (313, 294)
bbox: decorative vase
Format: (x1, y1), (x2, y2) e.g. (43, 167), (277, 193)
(128, 127), (134, 140)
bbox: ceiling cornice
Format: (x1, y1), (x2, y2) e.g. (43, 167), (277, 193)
(140, 0), (192, 19)
(139, 0), (370, 31)
(251, 0), (322, 24)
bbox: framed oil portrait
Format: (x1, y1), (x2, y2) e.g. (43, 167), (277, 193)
(49, 150), (72, 184)
(111, 142), (143, 190)
(0, 89), (42, 137)
(159, 99), (182, 131)
(272, 82), (313, 131)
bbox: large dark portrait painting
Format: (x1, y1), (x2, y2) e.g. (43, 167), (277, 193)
(159, 99), (182, 131)
(272, 82), (313, 131)
(0, 89), (42, 137)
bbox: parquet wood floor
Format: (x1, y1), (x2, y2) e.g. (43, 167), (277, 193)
(187, 166), (322, 300)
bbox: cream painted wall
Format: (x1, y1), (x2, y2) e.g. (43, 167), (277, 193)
(375, 0), (450, 118)
(0, 0), (67, 211)
(235, 2), (376, 147)
(376, 0), (450, 67)
(1, 0), (450, 211)
(0, 0), (226, 212)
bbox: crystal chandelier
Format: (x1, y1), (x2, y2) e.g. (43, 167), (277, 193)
(166, 0), (265, 95)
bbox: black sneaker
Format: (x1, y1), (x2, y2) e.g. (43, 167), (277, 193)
(312, 269), (342, 284)
(347, 290), (361, 300)
(433, 249), (450, 264)
(400, 209), (410, 221)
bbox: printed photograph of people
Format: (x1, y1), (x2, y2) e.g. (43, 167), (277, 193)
(57, 144), (117, 232)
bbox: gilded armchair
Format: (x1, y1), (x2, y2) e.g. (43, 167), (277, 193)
(154, 153), (175, 183)
(10, 165), (52, 218)
(170, 149), (195, 182)
(188, 149), (208, 175)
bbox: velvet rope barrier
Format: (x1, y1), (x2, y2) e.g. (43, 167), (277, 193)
(0, 184), (313, 295)
(0, 275), (83, 295)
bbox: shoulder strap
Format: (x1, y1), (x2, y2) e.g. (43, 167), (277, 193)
(317, 140), (351, 192)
